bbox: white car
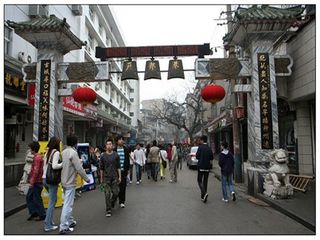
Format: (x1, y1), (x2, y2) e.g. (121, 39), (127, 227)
(186, 146), (199, 169)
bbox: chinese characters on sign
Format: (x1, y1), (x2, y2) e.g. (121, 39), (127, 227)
(4, 70), (27, 96)
(38, 60), (51, 141)
(258, 53), (273, 149)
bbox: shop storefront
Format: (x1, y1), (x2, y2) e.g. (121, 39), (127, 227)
(4, 56), (32, 163)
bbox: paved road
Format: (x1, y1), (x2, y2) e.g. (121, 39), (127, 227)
(4, 162), (314, 235)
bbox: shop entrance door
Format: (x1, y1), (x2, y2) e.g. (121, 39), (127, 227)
(4, 125), (16, 158)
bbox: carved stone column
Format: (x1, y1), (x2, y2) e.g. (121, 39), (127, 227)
(248, 40), (279, 169)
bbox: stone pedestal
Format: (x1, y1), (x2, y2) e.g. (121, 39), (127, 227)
(263, 183), (294, 199)
(247, 167), (266, 196)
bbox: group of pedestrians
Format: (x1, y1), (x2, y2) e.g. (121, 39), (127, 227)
(144, 141), (180, 183)
(25, 135), (90, 234)
(195, 135), (236, 203)
(24, 133), (236, 234)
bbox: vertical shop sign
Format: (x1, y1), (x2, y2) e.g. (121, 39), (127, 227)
(38, 60), (51, 141)
(28, 83), (36, 107)
(258, 53), (273, 149)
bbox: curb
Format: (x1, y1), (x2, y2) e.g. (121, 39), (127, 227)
(255, 194), (315, 232)
(213, 169), (315, 233)
(4, 203), (27, 218)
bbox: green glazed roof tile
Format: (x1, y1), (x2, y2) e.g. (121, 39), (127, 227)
(235, 5), (304, 21)
(6, 15), (86, 48)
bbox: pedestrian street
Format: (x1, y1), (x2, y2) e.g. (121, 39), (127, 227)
(4, 162), (313, 235)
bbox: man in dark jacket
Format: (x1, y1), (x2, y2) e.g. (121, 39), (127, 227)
(114, 135), (130, 208)
(218, 141), (236, 202)
(196, 135), (213, 203)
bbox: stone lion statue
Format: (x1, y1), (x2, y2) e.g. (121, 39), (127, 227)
(263, 149), (293, 199)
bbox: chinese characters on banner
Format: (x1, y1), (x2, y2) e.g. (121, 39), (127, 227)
(258, 53), (273, 149)
(38, 60), (51, 141)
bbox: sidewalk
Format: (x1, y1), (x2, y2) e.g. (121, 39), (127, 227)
(211, 160), (315, 232)
(4, 186), (27, 218)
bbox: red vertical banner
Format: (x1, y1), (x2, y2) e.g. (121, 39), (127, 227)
(28, 83), (35, 107)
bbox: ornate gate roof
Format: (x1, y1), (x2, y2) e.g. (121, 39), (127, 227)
(223, 5), (305, 47)
(7, 15), (86, 54)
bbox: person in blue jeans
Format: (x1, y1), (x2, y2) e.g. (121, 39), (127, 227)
(26, 141), (46, 221)
(218, 142), (236, 203)
(59, 135), (90, 234)
(42, 137), (62, 232)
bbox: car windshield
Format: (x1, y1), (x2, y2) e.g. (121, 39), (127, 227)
(190, 147), (198, 154)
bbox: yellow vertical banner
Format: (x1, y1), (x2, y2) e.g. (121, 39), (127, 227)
(38, 141), (48, 157)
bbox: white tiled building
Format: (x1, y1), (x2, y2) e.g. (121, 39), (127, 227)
(4, 4), (140, 186)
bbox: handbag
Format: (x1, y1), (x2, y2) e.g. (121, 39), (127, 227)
(46, 150), (61, 185)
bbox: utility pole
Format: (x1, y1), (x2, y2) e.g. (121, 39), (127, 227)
(226, 4), (243, 183)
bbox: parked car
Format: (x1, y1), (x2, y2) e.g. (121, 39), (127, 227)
(186, 146), (199, 169)
(186, 146), (213, 170)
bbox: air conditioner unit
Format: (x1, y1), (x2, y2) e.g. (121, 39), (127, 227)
(18, 52), (27, 63)
(29, 5), (48, 17)
(71, 5), (83, 16)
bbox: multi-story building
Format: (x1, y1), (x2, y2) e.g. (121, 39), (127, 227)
(204, 5), (315, 176)
(4, 4), (140, 186)
(140, 99), (179, 145)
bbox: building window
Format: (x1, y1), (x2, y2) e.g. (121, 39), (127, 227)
(106, 36), (111, 47)
(111, 88), (115, 99)
(105, 83), (109, 94)
(130, 89), (134, 93)
(4, 25), (12, 55)
(130, 112), (134, 117)
(88, 34), (94, 50)
(89, 6), (94, 22)
(99, 24), (103, 36)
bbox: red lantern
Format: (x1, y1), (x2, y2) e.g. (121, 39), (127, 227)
(72, 87), (97, 106)
(201, 84), (225, 103)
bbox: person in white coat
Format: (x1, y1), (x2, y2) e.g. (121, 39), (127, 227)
(159, 145), (168, 180)
(133, 143), (146, 184)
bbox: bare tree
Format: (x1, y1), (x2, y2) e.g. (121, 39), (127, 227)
(151, 92), (204, 144)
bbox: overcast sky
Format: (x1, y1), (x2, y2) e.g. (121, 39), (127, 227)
(110, 5), (228, 102)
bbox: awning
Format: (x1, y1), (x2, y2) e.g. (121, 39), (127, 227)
(206, 111), (226, 133)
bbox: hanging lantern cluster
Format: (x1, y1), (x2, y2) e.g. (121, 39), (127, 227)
(121, 57), (185, 81)
(201, 84), (225, 103)
(72, 87), (97, 106)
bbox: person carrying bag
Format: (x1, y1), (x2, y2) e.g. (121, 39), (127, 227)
(46, 149), (62, 185)
(42, 136), (63, 232)
(159, 146), (168, 180)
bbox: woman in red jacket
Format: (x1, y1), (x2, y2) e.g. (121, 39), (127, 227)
(26, 141), (46, 221)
